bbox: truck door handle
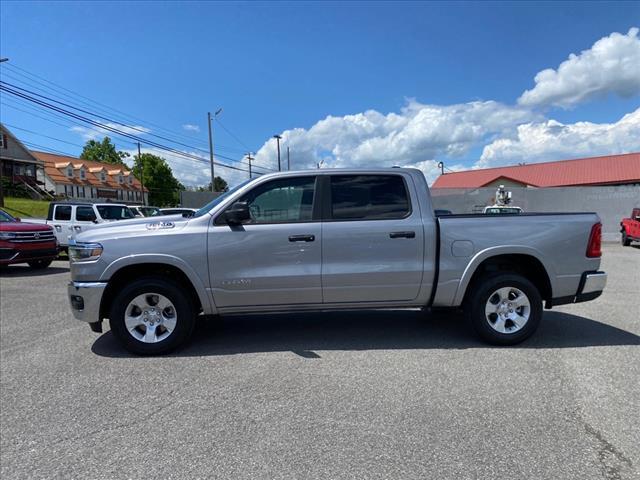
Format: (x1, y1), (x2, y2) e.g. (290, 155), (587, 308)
(389, 231), (415, 239)
(73, 226), (82, 231)
(289, 234), (315, 242)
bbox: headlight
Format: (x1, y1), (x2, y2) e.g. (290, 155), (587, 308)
(0, 232), (17, 240)
(68, 242), (103, 262)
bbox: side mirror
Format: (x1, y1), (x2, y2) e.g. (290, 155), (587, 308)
(224, 202), (251, 225)
(15, 217), (21, 222)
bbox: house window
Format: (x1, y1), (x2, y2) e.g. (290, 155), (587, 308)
(67, 166), (73, 178)
(128, 176), (133, 185)
(80, 169), (86, 180)
(0, 134), (6, 148)
(118, 175), (124, 184)
(100, 172), (106, 182)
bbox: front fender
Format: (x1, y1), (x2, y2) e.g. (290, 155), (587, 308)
(101, 254), (216, 315)
(452, 245), (556, 306)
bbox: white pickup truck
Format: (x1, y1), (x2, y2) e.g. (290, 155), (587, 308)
(31, 202), (134, 249)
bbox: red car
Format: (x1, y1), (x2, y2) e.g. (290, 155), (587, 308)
(620, 208), (640, 247)
(0, 209), (59, 269)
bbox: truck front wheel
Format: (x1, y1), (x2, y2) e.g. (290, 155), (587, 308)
(109, 276), (196, 355)
(622, 231), (631, 246)
(28, 259), (53, 269)
(465, 273), (542, 346)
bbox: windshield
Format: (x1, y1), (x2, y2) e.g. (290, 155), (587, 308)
(97, 205), (135, 220)
(192, 179), (254, 218)
(0, 210), (15, 222)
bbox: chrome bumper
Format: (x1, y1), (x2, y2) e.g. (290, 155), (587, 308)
(68, 281), (107, 323)
(581, 271), (607, 295)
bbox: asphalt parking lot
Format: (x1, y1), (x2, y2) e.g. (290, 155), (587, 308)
(1, 244), (639, 479)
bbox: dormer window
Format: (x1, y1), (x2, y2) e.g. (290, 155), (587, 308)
(80, 168), (86, 180)
(100, 171), (106, 182)
(128, 176), (133, 185)
(66, 166), (73, 178)
(118, 174), (124, 184)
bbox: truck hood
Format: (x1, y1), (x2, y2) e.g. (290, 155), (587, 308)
(0, 221), (53, 232)
(74, 215), (189, 243)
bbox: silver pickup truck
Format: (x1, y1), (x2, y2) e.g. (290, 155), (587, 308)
(67, 169), (607, 354)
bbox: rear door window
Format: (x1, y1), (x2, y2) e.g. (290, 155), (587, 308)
(54, 205), (72, 221)
(329, 175), (410, 220)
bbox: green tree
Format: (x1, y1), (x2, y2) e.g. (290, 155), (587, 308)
(80, 137), (129, 165)
(198, 176), (229, 192)
(131, 153), (184, 207)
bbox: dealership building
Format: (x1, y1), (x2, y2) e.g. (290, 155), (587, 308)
(431, 153), (640, 189)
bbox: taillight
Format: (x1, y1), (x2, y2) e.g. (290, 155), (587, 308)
(586, 222), (602, 258)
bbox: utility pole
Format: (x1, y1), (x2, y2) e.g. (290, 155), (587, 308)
(208, 112), (215, 192)
(437, 161), (445, 175)
(0, 58), (8, 207)
(246, 152), (254, 179)
(273, 135), (282, 171)
(208, 108), (223, 192)
(287, 146), (290, 171)
(137, 142), (146, 206)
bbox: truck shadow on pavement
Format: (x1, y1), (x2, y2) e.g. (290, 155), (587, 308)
(0, 265), (69, 277)
(92, 309), (640, 358)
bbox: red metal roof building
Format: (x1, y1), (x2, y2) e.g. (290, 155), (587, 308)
(431, 153), (640, 189)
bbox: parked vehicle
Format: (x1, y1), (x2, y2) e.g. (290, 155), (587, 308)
(483, 206), (523, 214)
(30, 202), (134, 248)
(620, 207), (640, 246)
(159, 208), (197, 216)
(128, 205), (162, 217)
(0, 209), (58, 269)
(483, 185), (523, 214)
(67, 169), (606, 355)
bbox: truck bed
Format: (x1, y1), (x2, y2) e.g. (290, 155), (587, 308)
(432, 212), (602, 307)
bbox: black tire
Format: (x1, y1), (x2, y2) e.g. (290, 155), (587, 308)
(109, 276), (196, 355)
(464, 273), (542, 346)
(622, 231), (631, 246)
(28, 259), (53, 269)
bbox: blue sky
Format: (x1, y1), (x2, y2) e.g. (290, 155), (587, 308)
(1, 1), (639, 186)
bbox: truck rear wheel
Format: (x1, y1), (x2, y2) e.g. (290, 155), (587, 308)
(621, 231), (631, 246)
(465, 273), (542, 346)
(109, 276), (196, 355)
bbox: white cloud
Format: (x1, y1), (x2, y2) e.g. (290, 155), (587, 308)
(182, 124), (200, 132)
(70, 122), (151, 141)
(478, 108), (640, 168)
(253, 99), (537, 181)
(518, 27), (640, 108)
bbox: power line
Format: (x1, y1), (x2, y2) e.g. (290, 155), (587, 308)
(1, 79), (275, 173)
(1, 63), (248, 153)
(215, 117), (251, 151)
(2, 123), (87, 149)
(1, 84), (274, 177)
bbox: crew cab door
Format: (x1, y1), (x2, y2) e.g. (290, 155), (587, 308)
(208, 175), (322, 308)
(73, 206), (97, 234)
(321, 174), (425, 303)
(632, 209), (640, 238)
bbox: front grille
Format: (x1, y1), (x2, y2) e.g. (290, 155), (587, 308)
(8, 231), (56, 243)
